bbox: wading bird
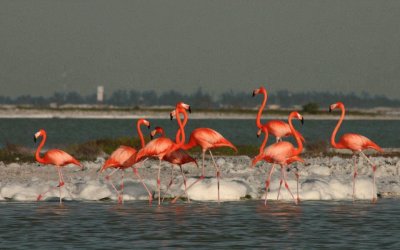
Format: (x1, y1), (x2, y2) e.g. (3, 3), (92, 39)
(34, 129), (82, 203)
(135, 102), (189, 205)
(150, 126), (198, 202)
(252, 112), (305, 205)
(171, 109), (237, 203)
(329, 102), (383, 202)
(253, 86), (305, 143)
(99, 118), (153, 203)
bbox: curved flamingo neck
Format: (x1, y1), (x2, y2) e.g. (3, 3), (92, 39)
(176, 109), (188, 144)
(136, 120), (146, 148)
(175, 109), (186, 147)
(35, 132), (46, 164)
(256, 90), (267, 128)
(288, 114), (303, 155)
(331, 105), (345, 149)
(259, 128), (269, 154)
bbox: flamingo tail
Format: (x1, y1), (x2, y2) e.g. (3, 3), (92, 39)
(366, 140), (383, 153)
(214, 137), (238, 152)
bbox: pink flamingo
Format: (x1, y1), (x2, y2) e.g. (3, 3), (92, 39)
(135, 102), (189, 205)
(253, 86), (305, 143)
(99, 118), (153, 203)
(171, 110), (237, 203)
(150, 126), (198, 202)
(329, 102), (383, 202)
(34, 129), (83, 203)
(251, 111), (304, 205)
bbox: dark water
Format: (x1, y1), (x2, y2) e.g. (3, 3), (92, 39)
(0, 200), (399, 248)
(0, 118), (398, 148)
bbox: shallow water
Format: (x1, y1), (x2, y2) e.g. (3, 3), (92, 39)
(0, 200), (399, 248)
(0, 118), (398, 148)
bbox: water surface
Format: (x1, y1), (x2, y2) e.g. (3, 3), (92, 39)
(0, 118), (398, 148)
(0, 200), (399, 248)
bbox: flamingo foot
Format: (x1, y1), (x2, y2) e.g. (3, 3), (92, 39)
(57, 181), (65, 187)
(372, 197), (377, 204)
(118, 195), (123, 204)
(37, 194), (43, 201)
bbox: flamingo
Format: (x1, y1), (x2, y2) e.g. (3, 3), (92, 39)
(150, 126), (198, 202)
(34, 129), (83, 203)
(253, 86), (305, 143)
(251, 111), (304, 205)
(329, 102), (383, 202)
(135, 102), (189, 205)
(171, 109), (237, 203)
(99, 118), (153, 203)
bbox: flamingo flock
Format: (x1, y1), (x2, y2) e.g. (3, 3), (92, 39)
(33, 87), (383, 205)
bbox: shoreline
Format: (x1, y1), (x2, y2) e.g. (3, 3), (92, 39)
(0, 108), (398, 120)
(0, 155), (399, 201)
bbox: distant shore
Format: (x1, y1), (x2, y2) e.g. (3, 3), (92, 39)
(0, 106), (399, 120)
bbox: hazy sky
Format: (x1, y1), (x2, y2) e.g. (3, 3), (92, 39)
(1, 0), (399, 98)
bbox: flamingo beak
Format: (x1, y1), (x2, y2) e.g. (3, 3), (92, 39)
(301, 117), (304, 125)
(329, 107), (332, 112)
(147, 125), (151, 129)
(257, 133), (260, 138)
(188, 106), (191, 113)
(170, 113), (174, 120)
(252, 90), (256, 97)
(150, 134), (154, 140)
(34, 136), (37, 143)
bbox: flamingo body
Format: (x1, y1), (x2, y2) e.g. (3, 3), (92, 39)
(42, 149), (81, 167)
(335, 133), (382, 152)
(136, 137), (176, 162)
(253, 86), (305, 142)
(101, 146), (137, 171)
(182, 128), (237, 152)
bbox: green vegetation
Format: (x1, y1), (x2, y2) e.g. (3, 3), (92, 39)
(0, 137), (394, 163)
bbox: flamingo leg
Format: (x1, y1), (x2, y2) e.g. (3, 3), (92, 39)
(352, 154), (358, 201)
(277, 167), (284, 200)
(103, 168), (121, 202)
(283, 166), (297, 204)
(157, 159), (162, 205)
(37, 167), (64, 202)
(209, 150), (221, 203)
(118, 171), (124, 204)
(57, 167), (63, 204)
(131, 167), (153, 203)
(264, 164), (275, 206)
(294, 168), (300, 203)
(162, 167), (175, 203)
(171, 167), (205, 204)
(180, 166), (190, 203)
(360, 152), (378, 203)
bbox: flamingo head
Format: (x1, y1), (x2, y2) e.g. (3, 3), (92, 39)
(138, 118), (151, 129)
(150, 126), (164, 139)
(176, 102), (191, 113)
(34, 129), (45, 143)
(256, 126), (267, 138)
(329, 102), (344, 112)
(252, 86), (266, 97)
(170, 109), (176, 120)
(290, 111), (304, 125)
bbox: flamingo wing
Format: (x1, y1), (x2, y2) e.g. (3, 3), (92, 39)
(43, 149), (81, 167)
(266, 120), (305, 142)
(339, 133), (382, 152)
(136, 137), (175, 162)
(164, 149), (198, 167)
(190, 128), (237, 151)
(102, 146), (137, 170)
(264, 141), (295, 164)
